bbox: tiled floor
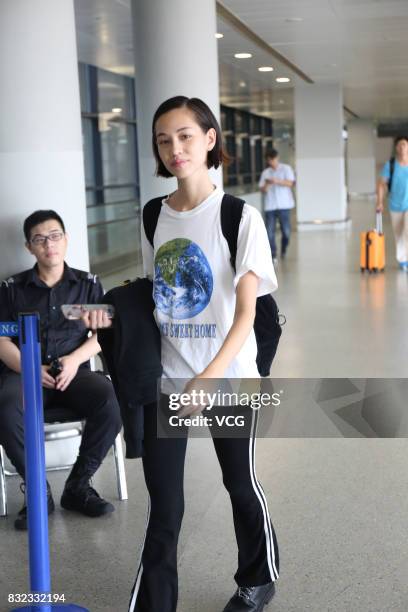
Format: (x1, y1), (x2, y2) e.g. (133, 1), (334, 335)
(1, 198), (407, 612)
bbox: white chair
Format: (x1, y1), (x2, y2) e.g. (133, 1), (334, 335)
(0, 402), (128, 517)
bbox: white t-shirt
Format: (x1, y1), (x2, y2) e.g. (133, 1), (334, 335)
(141, 187), (278, 387)
(259, 163), (295, 211)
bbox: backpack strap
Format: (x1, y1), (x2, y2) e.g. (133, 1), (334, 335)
(220, 194), (245, 272)
(389, 157), (395, 194)
(144, 193), (246, 261)
(142, 197), (165, 247)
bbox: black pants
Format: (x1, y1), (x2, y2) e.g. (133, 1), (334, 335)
(0, 369), (122, 480)
(128, 398), (280, 612)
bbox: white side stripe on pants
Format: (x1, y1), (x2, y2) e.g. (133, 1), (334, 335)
(249, 408), (279, 581)
(128, 496), (151, 612)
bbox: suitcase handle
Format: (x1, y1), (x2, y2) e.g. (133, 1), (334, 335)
(376, 212), (383, 234)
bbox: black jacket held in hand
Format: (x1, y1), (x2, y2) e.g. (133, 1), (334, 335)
(98, 278), (162, 459)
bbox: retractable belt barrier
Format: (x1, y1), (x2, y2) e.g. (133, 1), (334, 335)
(1, 314), (89, 612)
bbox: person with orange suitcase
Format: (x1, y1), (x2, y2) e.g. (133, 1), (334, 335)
(376, 135), (408, 271)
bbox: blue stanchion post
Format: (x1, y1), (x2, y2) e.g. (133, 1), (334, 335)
(6, 313), (89, 612)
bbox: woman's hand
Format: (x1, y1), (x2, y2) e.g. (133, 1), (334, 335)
(177, 369), (223, 418)
(177, 376), (209, 418)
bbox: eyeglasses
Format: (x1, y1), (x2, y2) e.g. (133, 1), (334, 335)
(30, 231), (64, 245)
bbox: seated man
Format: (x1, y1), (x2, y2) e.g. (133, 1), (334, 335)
(0, 210), (122, 530)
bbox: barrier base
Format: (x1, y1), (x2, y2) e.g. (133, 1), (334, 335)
(11, 605), (89, 612)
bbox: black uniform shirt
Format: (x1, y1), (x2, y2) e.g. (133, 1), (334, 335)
(0, 263), (103, 374)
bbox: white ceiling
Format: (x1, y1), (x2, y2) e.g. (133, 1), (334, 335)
(74, 0), (408, 122)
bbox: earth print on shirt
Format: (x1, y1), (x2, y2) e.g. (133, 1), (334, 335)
(154, 238), (213, 319)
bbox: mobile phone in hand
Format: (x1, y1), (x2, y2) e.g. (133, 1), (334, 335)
(61, 304), (115, 320)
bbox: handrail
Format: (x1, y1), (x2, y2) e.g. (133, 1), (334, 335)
(87, 214), (139, 229)
(87, 198), (140, 210)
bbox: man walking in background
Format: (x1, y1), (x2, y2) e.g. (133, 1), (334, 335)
(259, 149), (295, 263)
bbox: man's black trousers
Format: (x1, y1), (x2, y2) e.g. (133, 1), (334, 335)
(128, 398), (280, 612)
(0, 369), (122, 479)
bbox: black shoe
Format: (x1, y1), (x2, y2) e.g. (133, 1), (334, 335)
(222, 582), (276, 611)
(60, 484), (114, 517)
(14, 481), (55, 531)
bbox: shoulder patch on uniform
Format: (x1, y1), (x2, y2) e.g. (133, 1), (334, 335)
(1, 276), (15, 287)
(77, 270), (98, 283)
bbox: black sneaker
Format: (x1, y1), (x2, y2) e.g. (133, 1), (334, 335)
(222, 582), (276, 611)
(14, 482), (55, 531)
(60, 484), (114, 517)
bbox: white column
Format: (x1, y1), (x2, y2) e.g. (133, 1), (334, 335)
(294, 83), (347, 227)
(346, 119), (376, 195)
(0, 0), (89, 279)
(131, 0), (222, 205)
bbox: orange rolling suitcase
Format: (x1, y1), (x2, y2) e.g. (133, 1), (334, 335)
(360, 212), (385, 273)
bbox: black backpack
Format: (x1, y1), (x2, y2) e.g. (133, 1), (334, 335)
(142, 193), (284, 377)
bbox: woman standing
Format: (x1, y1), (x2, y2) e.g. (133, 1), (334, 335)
(90, 95), (279, 612)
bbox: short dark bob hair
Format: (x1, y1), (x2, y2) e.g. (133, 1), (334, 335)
(152, 96), (229, 178)
(23, 210), (65, 242)
(394, 135), (408, 147)
(266, 149), (279, 160)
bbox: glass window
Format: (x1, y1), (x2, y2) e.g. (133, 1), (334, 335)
(255, 139), (263, 175)
(241, 111), (250, 134)
(78, 63), (92, 113)
(100, 121), (137, 187)
(96, 68), (135, 118)
(239, 137), (251, 178)
(85, 190), (96, 207)
(251, 115), (261, 135)
(262, 118), (273, 137)
(79, 63), (140, 272)
(81, 118), (96, 187)
(225, 135), (237, 186)
(221, 105), (235, 132)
